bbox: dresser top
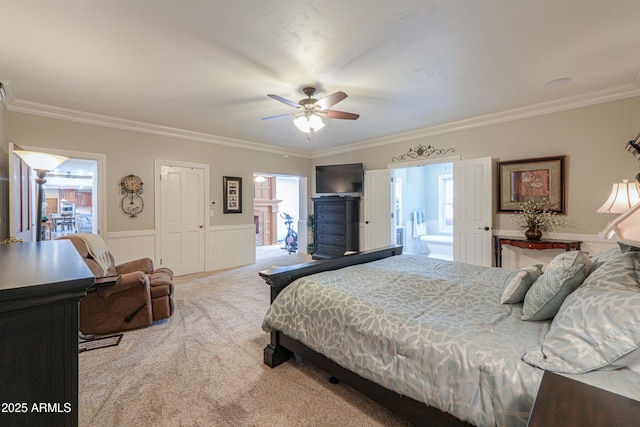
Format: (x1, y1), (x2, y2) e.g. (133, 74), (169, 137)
(0, 240), (94, 302)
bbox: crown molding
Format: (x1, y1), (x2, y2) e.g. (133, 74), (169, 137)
(6, 100), (312, 159)
(312, 84), (640, 158)
(7, 84), (640, 161)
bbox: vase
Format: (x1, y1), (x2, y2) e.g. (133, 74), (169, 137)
(524, 228), (542, 241)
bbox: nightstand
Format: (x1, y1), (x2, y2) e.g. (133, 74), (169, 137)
(528, 371), (640, 426)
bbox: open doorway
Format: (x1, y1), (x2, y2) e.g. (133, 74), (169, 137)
(9, 144), (105, 241)
(393, 161), (454, 260)
(45, 159), (97, 238)
(253, 173), (303, 259)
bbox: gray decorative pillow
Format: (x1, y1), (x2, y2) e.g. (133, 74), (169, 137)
(523, 252), (640, 373)
(545, 250), (592, 275)
(618, 241), (640, 253)
(500, 264), (543, 304)
(521, 264), (587, 321)
(590, 246), (621, 272)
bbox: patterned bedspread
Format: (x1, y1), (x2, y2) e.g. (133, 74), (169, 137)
(262, 255), (550, 427)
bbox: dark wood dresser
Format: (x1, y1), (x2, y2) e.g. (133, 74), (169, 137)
(528, 371), (640, 426)
(312, 196), (360, 260)
(0, 240), (94, 427)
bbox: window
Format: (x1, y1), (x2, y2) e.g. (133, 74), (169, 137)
(438, 174), (453, 233)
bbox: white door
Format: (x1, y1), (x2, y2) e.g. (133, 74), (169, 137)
(158, 164), (206, 276)
(453, 157), (493, 266)
(7, 143), (33, 241)
(363, 169), (393, 250)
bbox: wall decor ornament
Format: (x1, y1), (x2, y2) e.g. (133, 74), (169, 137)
(391, 144), (455, 162)
(120, 174), (144, 218)
(497, 156), (565, 213)
(223, 176), (242, 214)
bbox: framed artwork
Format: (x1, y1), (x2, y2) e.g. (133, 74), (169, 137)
(497, 156), (565, 213)
(223, 176), (242, 214)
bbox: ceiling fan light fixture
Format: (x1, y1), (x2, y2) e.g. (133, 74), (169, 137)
(294, 114), (324, 133)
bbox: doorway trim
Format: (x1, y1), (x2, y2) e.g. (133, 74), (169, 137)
(10, 144), (106, 237)
(252, 172), (307, 255)
(388, 155), (460, 170)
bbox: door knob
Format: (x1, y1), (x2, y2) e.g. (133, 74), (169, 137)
(479, 226), (490, 231)
(199, 224), (204, 228)
(365, 221), (369, 224)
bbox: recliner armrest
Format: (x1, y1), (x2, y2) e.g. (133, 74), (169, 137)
(96, 271), (149, 299)
(115, 258), (154, 275)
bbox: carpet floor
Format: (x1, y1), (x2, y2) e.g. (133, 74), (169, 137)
(79, 251), (411, 427)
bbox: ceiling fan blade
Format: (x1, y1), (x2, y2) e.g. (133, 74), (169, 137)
(267, 94), (301, 109)
(323, 110), (360, 120)
(315, 91), (347, 110)
(261, 113), (295, 120)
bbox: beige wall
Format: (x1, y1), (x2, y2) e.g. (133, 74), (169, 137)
(314, 96), (640, 235)
(5, 96), (640, 261)
(7, 112), (311, 234)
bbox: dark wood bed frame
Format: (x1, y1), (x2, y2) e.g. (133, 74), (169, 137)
(259, 245), (471, 427)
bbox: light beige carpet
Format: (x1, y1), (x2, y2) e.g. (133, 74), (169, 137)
(79, 252), (411, 427)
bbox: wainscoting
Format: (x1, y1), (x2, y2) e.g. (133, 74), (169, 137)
(107, 224), (256, 273)
(106, 228), (616, 273)
(106, 230), (155, 265)
(207, 224), (256, 271)
(494, 231), (617, 269)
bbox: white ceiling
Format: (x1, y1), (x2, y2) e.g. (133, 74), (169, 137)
(2, 1), (640, 156)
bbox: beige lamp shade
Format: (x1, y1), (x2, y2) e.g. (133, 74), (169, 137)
(600, 202), (640, 244)
(596, 179), (640, 213)
(14, 150), (68, 171)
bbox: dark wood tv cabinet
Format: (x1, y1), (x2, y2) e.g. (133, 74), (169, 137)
(0, 240), (94, 427)
(312, 196), (360, 260)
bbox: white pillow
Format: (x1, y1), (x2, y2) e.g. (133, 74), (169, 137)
(500, 264), (543, 304)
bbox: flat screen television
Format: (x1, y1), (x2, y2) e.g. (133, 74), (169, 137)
(315, 163), (364, 194)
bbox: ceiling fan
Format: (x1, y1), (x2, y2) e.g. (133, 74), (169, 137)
(262, 87), (359, 137)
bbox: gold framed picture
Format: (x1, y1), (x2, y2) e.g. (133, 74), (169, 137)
(497, 156), (565, 213)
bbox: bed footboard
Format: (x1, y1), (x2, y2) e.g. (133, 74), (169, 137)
(260, 245), (403, 302)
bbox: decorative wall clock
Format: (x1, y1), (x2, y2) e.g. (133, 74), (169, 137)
(120, 174), (144, 217)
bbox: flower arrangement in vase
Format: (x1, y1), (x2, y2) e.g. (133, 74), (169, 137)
(511, 199), (565, 240)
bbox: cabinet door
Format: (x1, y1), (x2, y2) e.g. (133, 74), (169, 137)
(60, 189), (76, 203)
(75, 191), (92, 208)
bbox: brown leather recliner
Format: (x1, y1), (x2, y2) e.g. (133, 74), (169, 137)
(58, 234), (175, 335)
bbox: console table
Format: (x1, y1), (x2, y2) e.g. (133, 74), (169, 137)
(528, 371), (640, 426)
(0, 240), (94, 427)
(494, 236), (582, 267)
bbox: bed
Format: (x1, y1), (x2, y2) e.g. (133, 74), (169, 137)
(260, 245), (640, 426)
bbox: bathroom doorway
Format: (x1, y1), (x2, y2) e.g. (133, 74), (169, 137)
(393, 161), (454, 260)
